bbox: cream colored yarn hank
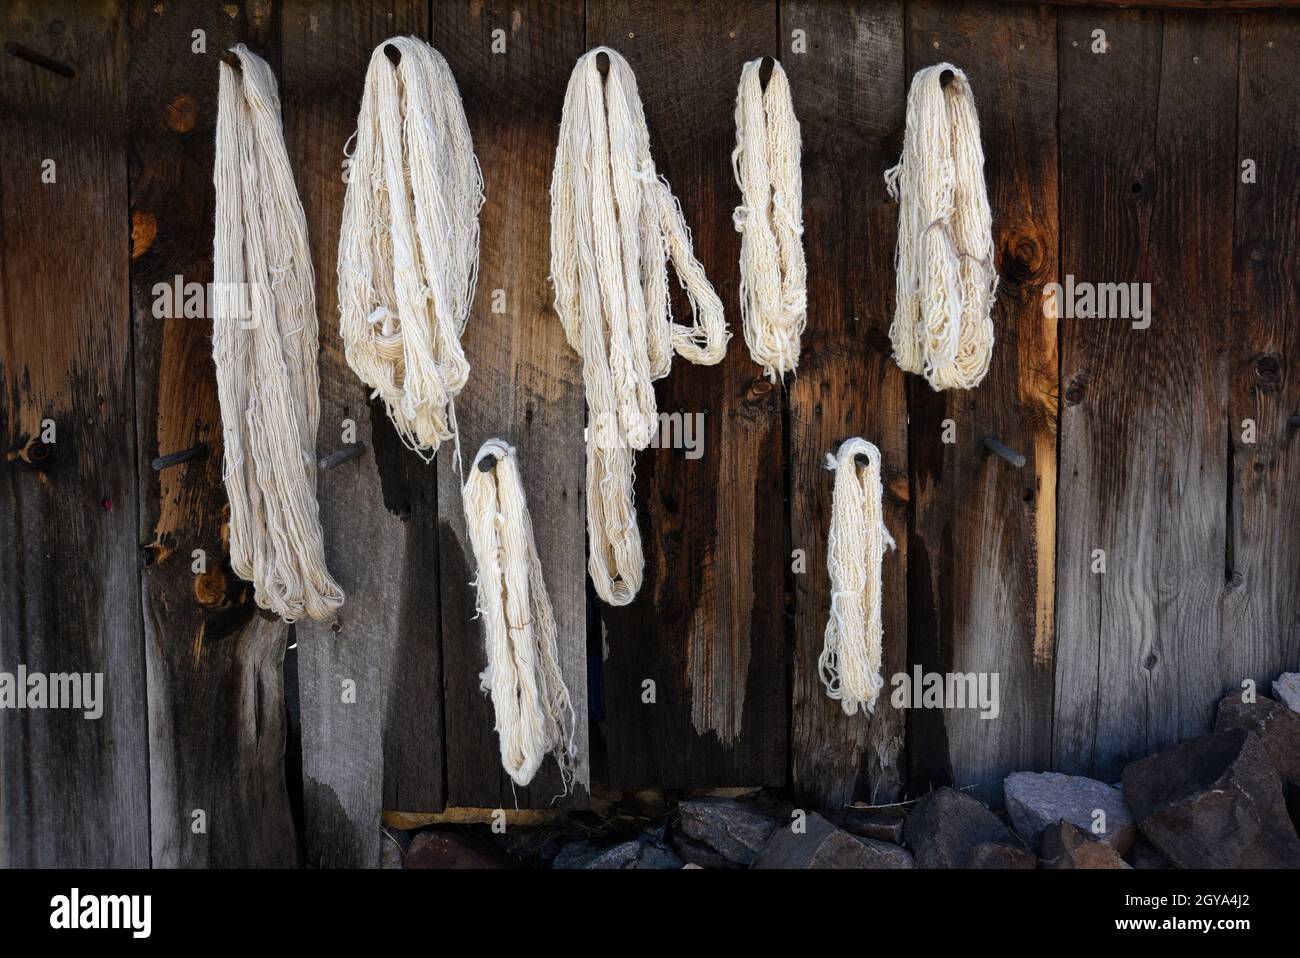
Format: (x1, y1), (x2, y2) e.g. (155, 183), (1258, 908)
(819, 438), (896, 716)
(885, 63), (996, 392)
(550, 46), (729, 606)
(338, 36), (484, 463)
(212, 46), (343, 623)
(732, 57), (806, 383)
(462, 439), (577, 791)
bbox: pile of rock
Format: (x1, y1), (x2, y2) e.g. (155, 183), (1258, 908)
(388, 676), (1300, 869)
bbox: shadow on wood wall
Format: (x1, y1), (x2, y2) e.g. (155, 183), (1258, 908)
(1, 0), (1296, 866)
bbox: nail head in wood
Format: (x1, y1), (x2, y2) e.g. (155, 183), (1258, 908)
(5, 41), (76, 78)
(151, 442), (209, 472)
(319, 441), (366, 471)
(983, 435), (1026, 468)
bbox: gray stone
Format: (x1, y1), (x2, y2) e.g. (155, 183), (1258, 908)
(967, 841), (1037, 869)
(677, 797), (781, 866)
(1215, 694), (1300, 786)
(1040, 821), (1131, 869)
(1273, 673), (1300, 713)
(842, 807), (906, 844)
(1121, 729), (1300, 869)
(1003, 771), (1135, 854)
(405, 829), (504, 869)
(553, 834), (683, 870)
(904, 787), (1028, 868)
(669, 827), (743, 869)
(753, 811), (914, 869)
(1126, 837), (1173, 870)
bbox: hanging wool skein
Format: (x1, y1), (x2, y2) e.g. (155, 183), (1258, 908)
(463, 439), (577, 790)
(337, 37), (484, 462)
(550, 47), (730, 606)
(212, 45), (343, 623)
(732, 57), (806, 383)
(884, 63), (997, 391)
(819, 438), (895, 716)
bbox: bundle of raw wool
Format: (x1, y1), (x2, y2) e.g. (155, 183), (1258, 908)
(212, 45), (343, 622)
(550, 46), (729, 606)
(337, 36), (484, 462)
(732, 56), (806, 383)
(209, 48), (340, 623)
(819, 438), (895, 716)
(884, 63), (997, 391)
(462, 439), (577, 791)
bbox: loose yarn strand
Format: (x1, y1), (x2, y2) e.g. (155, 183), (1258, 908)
(338, 37), (484, 462)
(550, 47), (729, 607)
(885, 63), (996, 391)
(819, 439), (896, 716)
(212, 46), (343, 623)
(732, 58), (806, 383)
(463, 440), (578, 791)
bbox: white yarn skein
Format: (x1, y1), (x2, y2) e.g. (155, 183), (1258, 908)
(463, 440), (578, 790)
(550, 47), (729, 606)
(338, 37), (484, 462)
(885, 63), (996, 391)
(212, 46), (343, 623)
(819, 438), (896, 716)
(732, 57), (806, 383)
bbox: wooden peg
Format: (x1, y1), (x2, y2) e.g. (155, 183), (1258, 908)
(151, 442), (209, 472)
(319, 441), (366, 471)
(983, 435), (1025, 468)
(5, 41), (75, 78)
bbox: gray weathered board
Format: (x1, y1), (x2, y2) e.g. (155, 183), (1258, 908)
(1, 0), (1297, 866)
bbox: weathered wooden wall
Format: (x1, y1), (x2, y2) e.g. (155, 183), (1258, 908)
(1, 0), (1297, 866)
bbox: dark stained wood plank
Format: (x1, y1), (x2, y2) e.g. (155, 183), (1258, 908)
(1224, 13), (1299, 705)
(588, 0), (788, 789)
(0, 1), (149, 867)
(784, 0), (909, 814)
(1054, 9), (1237, 780)
(281, 0), (440, 868)
(126, 0), (296, 869)
(433, 0), (590, 809)
(905, 0), (1060, 805)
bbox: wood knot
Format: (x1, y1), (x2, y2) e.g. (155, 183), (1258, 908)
(1064, 376), (1087, 406)
(1254, 353), (1282, 386)
(194, 567), (227, 607)
(998, 231), (1042, 286)
(164, 92), (198, 133)
(745, 377), (774, 401)
(131, 211), (157, 260)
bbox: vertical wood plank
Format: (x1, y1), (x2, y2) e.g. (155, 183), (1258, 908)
(434, 0), (590, 809)
(281, 0), (439, 868)
(1224, 12), (1300, 700)
(126, 0), (296, 869)
(784, 0), (909, 814)
(1054, 9), (1237, 780)
(588, 0), (787, 789)
(905, 0), (1060, 804)
(0, 0), (150, 866)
